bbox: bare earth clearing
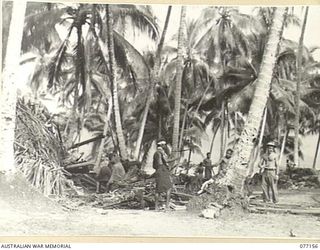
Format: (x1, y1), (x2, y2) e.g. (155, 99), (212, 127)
(1, 173), (320, 239)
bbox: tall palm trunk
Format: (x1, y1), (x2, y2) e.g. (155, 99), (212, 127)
(93, 98), (113, 173)
(178, 102), (189, 152)
(106, 5), (128, 160)
(294, 7), (309, 167)
(249, 108), (268, 175)
(133, 6), (172, 160)
(279, 129), (288, 166)
(312, 131), (320, 169)
(183, 81), (212, 153)
(220, 99), (226, 158)
(158, 114), (162, 139)
(0, 1), (27, 172)
(210, 121), (221, 155)
(219, 7), (287, 191)
(172, 6), (186, 157)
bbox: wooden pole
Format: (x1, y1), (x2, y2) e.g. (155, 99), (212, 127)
(68, 134), (105, 150)
(279, 129), (288, 166)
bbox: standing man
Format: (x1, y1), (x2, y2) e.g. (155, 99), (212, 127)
(259, 141), (279, 203)
(153, 138), (173, 211)
(197, 149), (233, 194)
(203, 152), (213, 182)
(108, 152), (126, 189)
(215, 149), (233, 179)
(96, 153), (113, 194)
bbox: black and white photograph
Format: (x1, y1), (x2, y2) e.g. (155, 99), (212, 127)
(1, 1), (320, 239)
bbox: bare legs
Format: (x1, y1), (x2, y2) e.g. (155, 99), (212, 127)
(155, 192), (160, 210)
(166, 188), (172, 210)
(155, 188), (172, 211)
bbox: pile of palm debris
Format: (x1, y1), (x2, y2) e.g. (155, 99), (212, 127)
(14, 98), (76, 196)
(278, 168), (320, 190)
(61, 165), (193, 211)
(14, 97), (195, 209)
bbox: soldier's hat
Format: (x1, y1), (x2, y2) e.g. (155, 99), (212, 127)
(157, 138), (166, 145)
(266, 141), (277, 147)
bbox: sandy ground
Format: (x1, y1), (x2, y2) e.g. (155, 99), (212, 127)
(1, 173), (320, 239)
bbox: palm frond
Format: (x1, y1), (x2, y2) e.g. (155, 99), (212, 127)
(47, 27), (73, 89)
(112, 4), (159, 40)
(23, 7), (67, 52)
(113, 31), (150, 78)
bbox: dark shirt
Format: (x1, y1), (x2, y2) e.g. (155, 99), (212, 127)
(153, 148), (172, 193)
(203, 158), (212, 180)
(153, 149), (169, 170)
(96, 161), (112, 182)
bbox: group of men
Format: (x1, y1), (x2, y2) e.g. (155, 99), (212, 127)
(151, 139), (280, 210)
(197, 148), (234, 194)
(95, 138), (280, 210)
(96, 152), (126, 193)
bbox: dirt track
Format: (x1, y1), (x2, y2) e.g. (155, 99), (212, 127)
(1, 173), (320, 238)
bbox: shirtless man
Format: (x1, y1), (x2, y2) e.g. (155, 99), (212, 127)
(259, 141), (279, 203)
(197, 149), (233, 194)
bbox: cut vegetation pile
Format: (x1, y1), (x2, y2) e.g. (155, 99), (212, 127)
(14, 98), (75, 196)
(278, 168), (320, 190)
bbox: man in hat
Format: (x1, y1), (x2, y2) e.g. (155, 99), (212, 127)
(153, 138), (173, 210)
(259, 141), (279, 203)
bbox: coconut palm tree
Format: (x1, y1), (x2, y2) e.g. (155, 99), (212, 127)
(22, 2), (64, 54)
(195, 7), (258, 71)
(0, 1), (27, 172)
(218, 7), (288, 191)
(106, 4), (129, 159)
(193, 7), (264, 156)
(294, 7), (309, 168)
(133, 6), (172, 160)
(160, 18), (216, 154)
(38, 4), (158, 155)
(172, 6), (187, 158)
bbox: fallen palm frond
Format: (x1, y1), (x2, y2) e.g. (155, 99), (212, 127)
(14, 98), (75, 196)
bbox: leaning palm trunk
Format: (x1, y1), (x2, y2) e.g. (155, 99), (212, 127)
(220, 100), (226, 158)
(294, 7), (309, 167)
(209, 121), (221, 155)
(106, 5), (128, 160)
(219, 7), (287, 192)
(172, 6), (187, 157)
(248, 107), (267, 176)
(312, 132), (320, 169)
(133, 6), (172, 160)
(0, 1), (27, 172)
(133, 74), (153, 160)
